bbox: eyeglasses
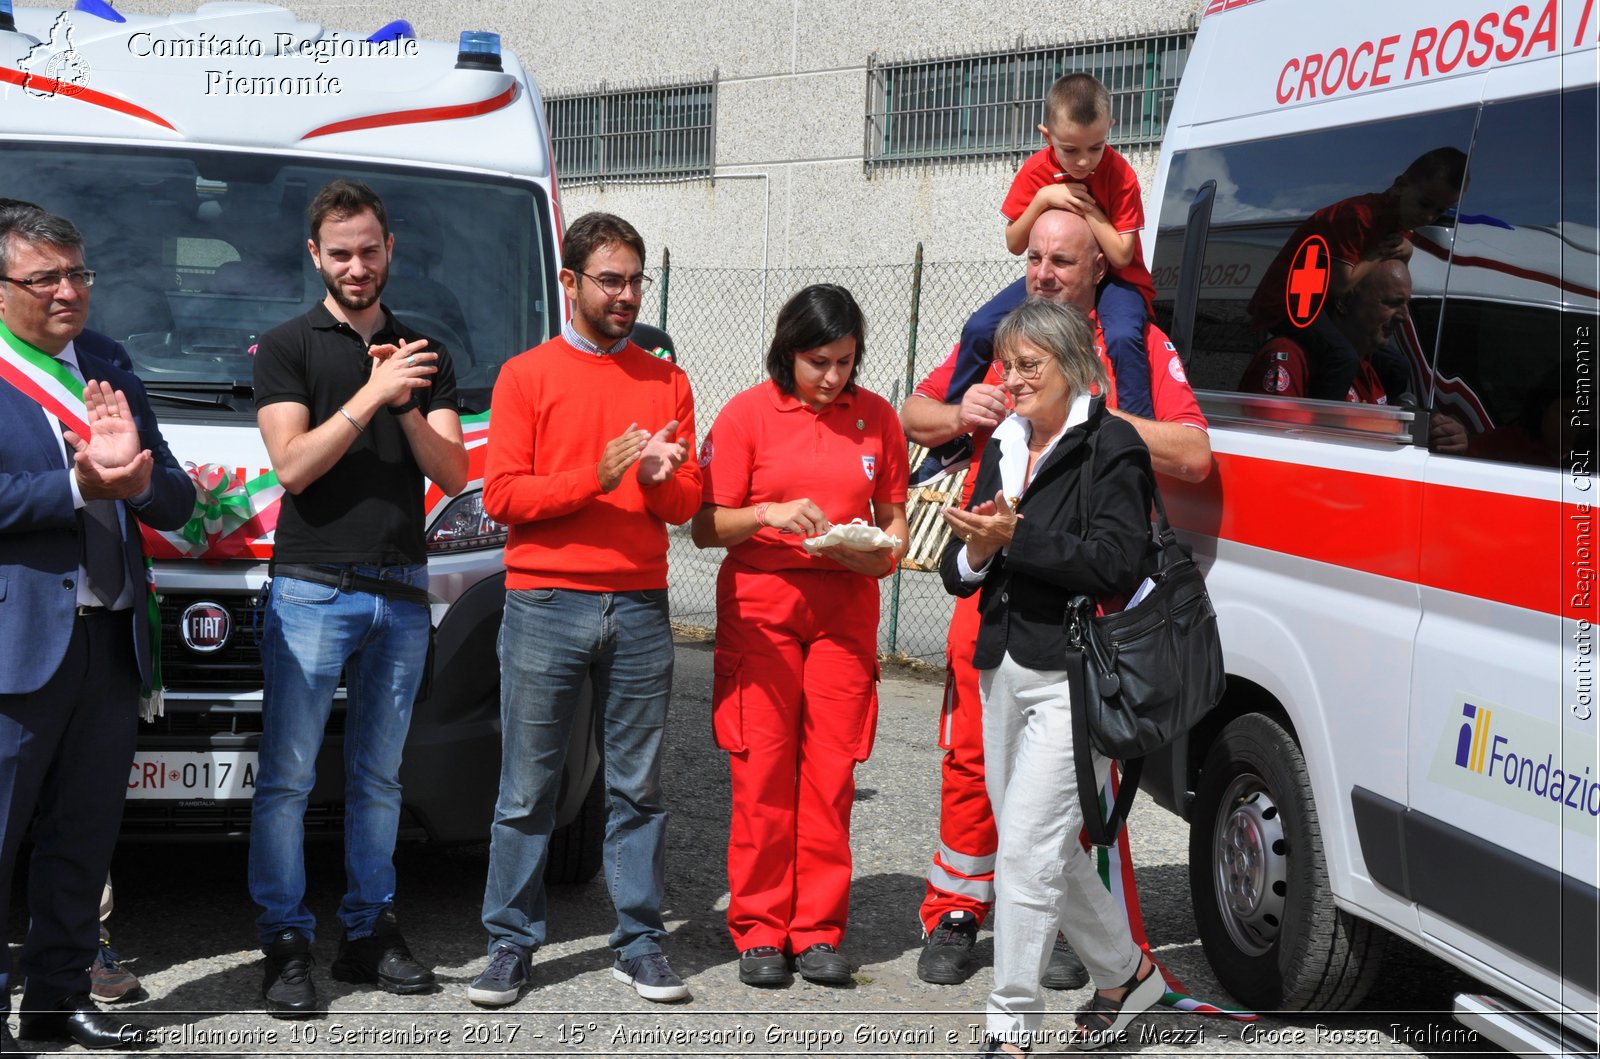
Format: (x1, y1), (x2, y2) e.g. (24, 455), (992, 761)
(1, 269), (96, 292)
(993, 355), (1050, 381)
(578, 271), (651, 297)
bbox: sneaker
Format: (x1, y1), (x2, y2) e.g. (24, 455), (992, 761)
(611, 951), (690, 1002)
(793, 942), (852, 985)
(737, 946), (789, 987)
(910, 435), (973, 488)
(89, 937), (143, 1003)
(261, 929), (318, 1019)
(330, 908), (436, 995)
(467, 944), (530, 1007)
(917, 909), (980, 985)
(1041, 932), (1089, 990)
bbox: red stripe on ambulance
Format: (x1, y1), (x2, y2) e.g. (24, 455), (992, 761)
(0, 66), (175, 129)
(300, 84), (518, 140)
(1166, 452), (1580, 619)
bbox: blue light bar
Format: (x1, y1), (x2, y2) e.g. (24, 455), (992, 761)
(456, 29), (502, 71)
(366, 19), (414, 44)
(0, 0), (16, 33)
(74, 0), (126, 23)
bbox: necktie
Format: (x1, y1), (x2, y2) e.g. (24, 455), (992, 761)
(55, 355), (126, 606)
(81, 498), (126, 607)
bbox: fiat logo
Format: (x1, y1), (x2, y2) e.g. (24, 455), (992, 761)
(180, 601), (231, 654)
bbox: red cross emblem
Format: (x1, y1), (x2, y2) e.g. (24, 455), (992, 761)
(1284, 234), (1330, 328)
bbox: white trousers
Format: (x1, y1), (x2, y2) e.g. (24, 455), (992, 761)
(980, 653), (1141, 1042)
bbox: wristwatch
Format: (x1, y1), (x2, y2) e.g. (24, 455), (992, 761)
(388, 395), (420, 416)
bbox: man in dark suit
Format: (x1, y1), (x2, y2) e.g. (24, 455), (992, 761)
(0, 200), (146, 1008)
(0, 207), (192, 1054)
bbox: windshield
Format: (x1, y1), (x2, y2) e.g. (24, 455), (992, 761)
(3, 144), (557, 413)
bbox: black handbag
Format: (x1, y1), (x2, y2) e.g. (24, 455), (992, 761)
(1064, 439), (1225, 846)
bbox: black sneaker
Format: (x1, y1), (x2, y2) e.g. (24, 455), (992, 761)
(330, 908), (437, 995)
(612, 951), (691, 1002)
(261, 929), (319, 1019)
(910, 435), (974, 488)
(1041, 932), (1089, 990)
(917, 909), (980, 984)
(467, 944), (530, 1007)
(793, 942), (852, 985)
(738, 946), (789, 987)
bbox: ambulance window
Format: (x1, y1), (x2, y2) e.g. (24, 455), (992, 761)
(1, 143), (555, 413)
(1150, 107), (1476, 408)
(1423, 88), (1596, 468)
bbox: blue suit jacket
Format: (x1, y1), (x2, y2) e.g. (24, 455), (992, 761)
(75, 328), (133, 372)
(0, 344), (193, 695)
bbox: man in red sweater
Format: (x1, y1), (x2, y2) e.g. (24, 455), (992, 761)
(471, 212), (700, 1007)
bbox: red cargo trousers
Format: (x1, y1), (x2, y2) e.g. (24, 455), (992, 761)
(919, 591), (998, 932)
(713, 561), (880, 953)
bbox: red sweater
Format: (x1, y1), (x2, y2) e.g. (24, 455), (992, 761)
(484, 335), (700, 591)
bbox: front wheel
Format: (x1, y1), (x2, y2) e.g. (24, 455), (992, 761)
(1188, 713), (1382, 1010)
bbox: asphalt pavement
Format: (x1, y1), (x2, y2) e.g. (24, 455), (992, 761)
(7, 635), (1495, 1057)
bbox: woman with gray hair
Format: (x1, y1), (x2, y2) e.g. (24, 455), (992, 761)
(939, 298), (1163, 1054)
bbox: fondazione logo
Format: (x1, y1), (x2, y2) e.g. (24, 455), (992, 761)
(1430, 697), (1600, 832)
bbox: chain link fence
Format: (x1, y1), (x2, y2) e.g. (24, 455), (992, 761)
(650, 248), (1019, 663)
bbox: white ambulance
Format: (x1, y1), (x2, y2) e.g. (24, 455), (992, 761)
(1145, 0), (1598, 1053)
(0, 0), (602, 878)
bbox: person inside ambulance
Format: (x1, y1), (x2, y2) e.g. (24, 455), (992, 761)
(1240, 260), (1467, 454)
(1464, 367), (1565, 467)
(692, 284), (909, 988)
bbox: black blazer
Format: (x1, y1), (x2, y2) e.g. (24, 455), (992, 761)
(940, 399), (1155, 671)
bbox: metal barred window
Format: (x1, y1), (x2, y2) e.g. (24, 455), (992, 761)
(546, 76), (717, 184)
(865, 32), (1193, 169)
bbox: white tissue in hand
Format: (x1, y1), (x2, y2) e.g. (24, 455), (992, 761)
(802, 518), (902, 552)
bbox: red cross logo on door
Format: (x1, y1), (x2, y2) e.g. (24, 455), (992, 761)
(1284, 234), (1330, 328)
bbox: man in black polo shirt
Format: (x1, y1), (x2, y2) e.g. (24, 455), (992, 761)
(249, 179), (468, 1017)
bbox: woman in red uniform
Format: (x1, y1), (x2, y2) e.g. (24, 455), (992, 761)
(692, 284), (909, 988)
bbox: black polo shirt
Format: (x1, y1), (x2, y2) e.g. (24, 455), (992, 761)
(253, 302), (458, 565)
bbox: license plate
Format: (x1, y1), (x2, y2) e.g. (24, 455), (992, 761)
(128, 751), (257, 800)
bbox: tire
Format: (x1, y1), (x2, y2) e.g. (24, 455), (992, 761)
(1188, 713), (1383, 1011)
(545, 769), (604, 886)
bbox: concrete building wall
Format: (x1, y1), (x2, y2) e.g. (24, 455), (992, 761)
(114, 0), (1203, 270)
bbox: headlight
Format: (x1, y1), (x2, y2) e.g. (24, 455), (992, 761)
(426, 491), (507, 552)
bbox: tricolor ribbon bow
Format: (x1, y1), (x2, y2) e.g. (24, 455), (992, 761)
(181, 462), (258, 550)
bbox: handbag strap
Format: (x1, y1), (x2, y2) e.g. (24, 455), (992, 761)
(1067, 406), (1145, 847)
(1068, 650), (1144, 846)
(1076, 407), (1175, 557)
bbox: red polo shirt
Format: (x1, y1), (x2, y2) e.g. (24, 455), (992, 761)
(1001, 144), (1156, 311)
(700, 380), (909, 572)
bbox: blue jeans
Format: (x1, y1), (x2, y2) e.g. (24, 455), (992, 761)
(481, 587), (673, 959)
(1097, 277), (1153, 418)
(248, 563), (430, 947)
